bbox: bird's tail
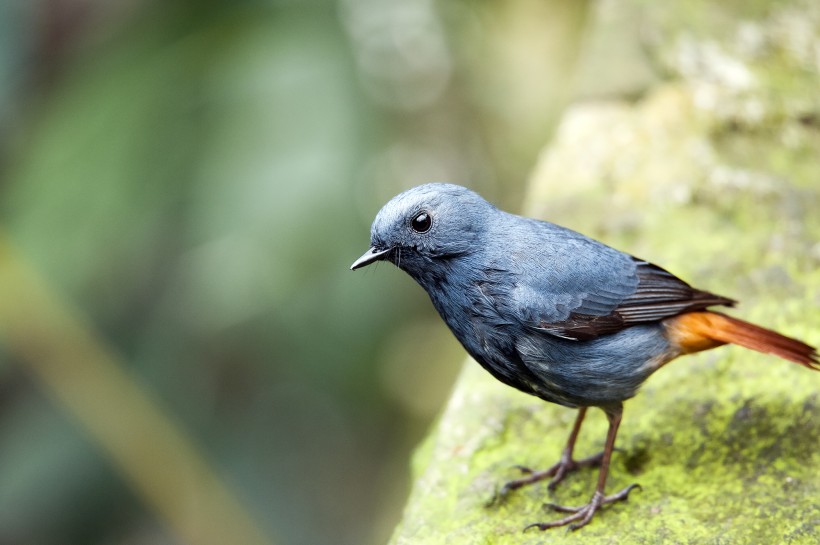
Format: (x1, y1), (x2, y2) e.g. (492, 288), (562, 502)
(664, 311), (818, 370)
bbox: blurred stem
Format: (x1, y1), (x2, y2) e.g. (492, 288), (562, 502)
(0, 234), (274, 545)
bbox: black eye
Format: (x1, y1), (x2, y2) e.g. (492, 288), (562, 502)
(411, 211), (432, 233)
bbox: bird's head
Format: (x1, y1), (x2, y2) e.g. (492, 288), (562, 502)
(351, 183), (494, 280)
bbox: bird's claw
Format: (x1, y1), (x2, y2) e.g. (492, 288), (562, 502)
(524, 483), (641, 532)
(488, 470), (541, 506)
(512, 464), (534, 475)
(496, 450), (605, 500)
(489, 452), (607, 508)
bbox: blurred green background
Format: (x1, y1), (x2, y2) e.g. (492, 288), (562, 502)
(0, 0), (659, 544)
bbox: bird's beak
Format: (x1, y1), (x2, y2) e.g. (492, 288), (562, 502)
(350, 247), (392, 270)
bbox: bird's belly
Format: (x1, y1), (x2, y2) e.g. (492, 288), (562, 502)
(510, 325), (676, 408)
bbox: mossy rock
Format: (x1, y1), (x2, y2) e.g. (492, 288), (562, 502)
(388, 1), (820, 543)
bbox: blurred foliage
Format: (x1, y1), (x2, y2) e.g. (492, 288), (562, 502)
(0, 0), (598, 545)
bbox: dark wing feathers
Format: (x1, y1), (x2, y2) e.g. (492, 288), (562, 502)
(535, 260), (735, 341)
(618, 261), (735, 320)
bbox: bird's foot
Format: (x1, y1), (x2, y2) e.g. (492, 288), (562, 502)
(524, 483), (641, 532)
(545, 450), (605, 491)
(492, 449), (604, 504)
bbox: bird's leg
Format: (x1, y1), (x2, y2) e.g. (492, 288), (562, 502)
(496, 407), (603, 501)
(525, 404), (640, 532)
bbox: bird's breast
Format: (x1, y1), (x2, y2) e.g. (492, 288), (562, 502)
(423, 277), (546, 396)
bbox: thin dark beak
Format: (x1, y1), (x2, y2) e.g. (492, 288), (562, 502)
(350, 247), (392, 270)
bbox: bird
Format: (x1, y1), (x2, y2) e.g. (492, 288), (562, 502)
(350, 183), (818, 531)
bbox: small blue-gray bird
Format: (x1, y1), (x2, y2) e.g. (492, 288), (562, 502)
(351, 183), (818, 531)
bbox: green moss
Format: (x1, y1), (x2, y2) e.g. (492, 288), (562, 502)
(390, 356), (819, 544)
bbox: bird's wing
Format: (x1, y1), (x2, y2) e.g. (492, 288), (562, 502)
(501, 228), (735, 341)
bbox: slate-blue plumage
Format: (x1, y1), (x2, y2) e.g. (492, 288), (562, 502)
(356, 183), (719, 406)
(351, 183), (818, 530)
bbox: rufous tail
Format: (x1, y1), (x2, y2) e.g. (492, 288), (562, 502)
(664, 311), (818, 370)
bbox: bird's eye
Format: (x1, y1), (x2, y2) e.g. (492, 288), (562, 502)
(411, 211), (432, 233)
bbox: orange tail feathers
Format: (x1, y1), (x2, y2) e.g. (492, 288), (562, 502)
(664, 311), (819, 370)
